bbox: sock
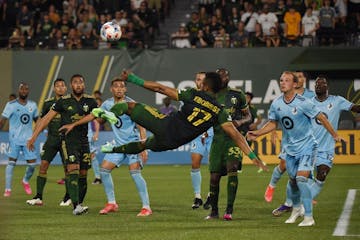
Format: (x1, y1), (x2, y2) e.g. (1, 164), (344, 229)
(284, 180), (294, 207)
(110, 102), (128, 116)
(78, 175), (87, 204)
(23, 163), (36, 183)
(130, 169), (150, 208)
(226, 172), (238, 211)
(209, 184), (219, 212)
(113, 142), (145, 154)
(92, 156), (100, 179)
(64, 175), (70, 200)
(68, 172), (79, 207)
(311, 178), (324, 199)
(296, 176), (313, 217)
(36, 174), (47, 199)
(269, 165), (284, 188)
(191, 168), (201, 198)
(100, 168), (116, 203)
(287, 180), (300, 207)
(5, 161), (16, 190)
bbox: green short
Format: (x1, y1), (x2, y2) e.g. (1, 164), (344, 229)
(41, 136), (63, 163)
(60, 139), (91, 170)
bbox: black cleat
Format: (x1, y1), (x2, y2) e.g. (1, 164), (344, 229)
(192, 198), (203, 209)
(203, 194), (211, 210)
(92, 178), (102, 185)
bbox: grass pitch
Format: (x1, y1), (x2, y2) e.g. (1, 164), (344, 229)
(0, 164), (359, 240)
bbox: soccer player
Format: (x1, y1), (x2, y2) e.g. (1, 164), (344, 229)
(188, 72), (214, 209)
(247, 71), (343, 227)
(265, 71), (315, 215)
(27, 74), (97, 215)
(0, 83), (39, 197)
(26, 78), (70, 206)
(96, 70), (267, 174)
(310, 76), (360, 199)
(204, 68), (252, 220)
(59, 78), (152, 216)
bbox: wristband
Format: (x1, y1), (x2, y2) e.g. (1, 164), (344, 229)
(128, 74), (145, 86)
(248, 152), (257, 160)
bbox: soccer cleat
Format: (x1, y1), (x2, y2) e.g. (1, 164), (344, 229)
(223, 213), (232, 221)
(272, 204), (293, 216)
(22, 181), (32, 195)
(60, 199), (72, 206)
(264, 185), (275, 202)
(92, 108), (118, 124)
(192, 198), (203, 209)
(298, 216), (315, 227)
(3, 189), (11, 197)
(204, 210), (219, 220)
(99, 203), (119, 215)
(101, 142), (115, 153)
(57, 178), (65, 185)
(137, 208), (152, 217)
(26, 198), (43, 206)
(92, 178), (102, 185)
(203, 194), (211, 210)
(285, 207), (302, 223)
(73, 205), (89, 215)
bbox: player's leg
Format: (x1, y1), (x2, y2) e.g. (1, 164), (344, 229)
(311, 151), (333, 199)
(4, 143), (20, 197)
(99, 154), (120, 214)
(90, 150), (102, 184)
(26, 160), (50, 205)
(128, 156), (152, 217)
(265, 155), (286, 202)
(22, 145), (38, 195)
(78, 147), (92, 206)
(190, 135), (206, 209)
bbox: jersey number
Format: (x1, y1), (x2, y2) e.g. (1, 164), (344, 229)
(187, 107), (211, 126)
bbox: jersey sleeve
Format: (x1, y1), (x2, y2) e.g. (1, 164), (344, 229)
(217, 108), (232, 125)
(32, 103), (39, 120)
(178, 88), (193, 102)
(301, 98), (321, 118)
(1, 102), (12, 119)
(268, 102), (278, 121)
(88, 98), (98, 111)
(40, 101), (51, 118)
(336, 96), (353, 111)
(237, 91), (248, 110)
(52, 98), (64, 113)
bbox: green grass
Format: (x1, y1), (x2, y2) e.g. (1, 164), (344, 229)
(0, 164), (359, 240)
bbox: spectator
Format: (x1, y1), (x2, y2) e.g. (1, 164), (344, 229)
(198, 6), (209, 25)
(241, 3), (259, 45)
(136, 1), (157, 46)
(171, 23), (191, 48)
(48, 4), (60, 25)
(266, 26), (281, 47)
(301, 7), (319, 46)
(114, 10), (128, 27)
(334, 0), (347, 24)
(208, 15), (222, 36)
(227, 7), (241, 34)
(230, 22), (249, 47)
(214, 7), (226, 26)
(192, 29), (213, 48)
(8, 27), (24, 49)
(283, 5), (302, 46)
(186, 12), (204, 45)
(66, 28), (82, 49)
(274, 0), (287, 31)
(16, 5), (33, 35)
(257, 4), (278, 38)
(76, 10), (93, 36)
(81, 30), (98, 49)
(23, 28), (37, 50)
(213, 25), (230, 48)
(159, 96), (177, 116)
(310, 1), (320, 17)
(57, 12), (75, 36)
(253, 25), (266, 47)
(88, 5), (99, 27)
(37, 13), (55, 38)
(198, 0), (216, 15)
(48, 29), (66, 50)
(318, 0), (336, 45)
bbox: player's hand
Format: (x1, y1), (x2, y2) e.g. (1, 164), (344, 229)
(333, 134), (346, 143)
(27, 137), (36, 151)
(246, 131), (258, 141)
(58, 123), (75, 135)
(92, 133), (99, 142)
(120, 69), (132, 81)
(254, 157), (269, 172)
(201, 132), (208, 145)
(139, 150), (148, 164)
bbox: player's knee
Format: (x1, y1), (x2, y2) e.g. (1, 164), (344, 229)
(289, 178), (297, 187)
(8, 161), (16, 166)
(210, 172), (221, 185)
(130, 169), (141, 176)
(296, 175), (307, 183)
(279, 161), (286, 171)
(316, 171), (327, 182)
(100, 167), (111, 174)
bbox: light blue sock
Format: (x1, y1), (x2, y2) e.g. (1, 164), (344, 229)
(191, 168), (201, 197)
(287, 180), (301, 207)
(23, 163), (36, 183)
(130, 169), (150, 208)
(5, 161), (16, 190)
(269, 165), (284, 187)
(311, 178), (324, 199)
(100, 168), (116, 203)
(297, 176), (313, 217)
(284, 180), (294, 206)
(92, 157), (101, 179)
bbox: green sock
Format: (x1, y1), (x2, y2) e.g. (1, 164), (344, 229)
(36, 175), (47, 199)
(68, 173), (79, 206)
(209, 184), (219, 211)
(227, 173), (238, 211)
(78, 175), (87, 204)
(113, 141), (145, 154)
(110, 102), (128, 116)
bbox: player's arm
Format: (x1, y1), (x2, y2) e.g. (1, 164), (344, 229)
(27, 109), (58, 151)
(58, 113), (96, 135)
(316, 113), (344, 142)
(136, 124), (148, 163)
(233, 106), (251, 128)
(221, 122), (268, 171)
(0, 117), (7, 130)
(92, 119), (100, 141)
(121, 70), (178, 100)
(247, 120), (277, 141)
(249, 113), (262, 131)
(351, 104), (360, 113)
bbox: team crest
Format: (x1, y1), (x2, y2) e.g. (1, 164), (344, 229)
(28, 107), (33, 112)
(231, 97), (237, 105)
(67, 106), (73, 111)
(327, 103), (333, 110)
(83, 103), (89, 112)
(291, 107), (297, 115)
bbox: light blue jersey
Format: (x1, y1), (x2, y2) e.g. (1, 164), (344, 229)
(2, 99), (38, 145)
(269, 94), (320, 156)
(101, 97), (139, 145)
(312, 95), (352, 153)
(301, 88), (315, 98)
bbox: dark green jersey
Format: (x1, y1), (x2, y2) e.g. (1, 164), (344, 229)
(41, 97), (62, 138)
(214, 87), (247, 137)
(238, 104), (258, 134)
(52, 94), (97, 144)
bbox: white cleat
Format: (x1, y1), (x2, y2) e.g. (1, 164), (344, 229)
(285, 207), (302, 224)
(298, 216), (315, 227)
(60, 199), (72, 206)
(300, 204), (305, 217)
(26, 198), (43, 206)
(72, 204), (89, 215)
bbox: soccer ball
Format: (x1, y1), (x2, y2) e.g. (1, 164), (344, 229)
(100, 21), (122, 41)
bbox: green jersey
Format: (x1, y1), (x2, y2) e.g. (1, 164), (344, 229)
(52, 94), (97, 144)
(238, 104), (258, 135)
(41, 97), (62, 138)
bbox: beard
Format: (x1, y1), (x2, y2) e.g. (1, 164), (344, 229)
(73, 89), (84, 97)
(19, 94), (28, 100)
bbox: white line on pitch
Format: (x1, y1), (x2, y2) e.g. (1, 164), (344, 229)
(333, 189), (357, 237)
